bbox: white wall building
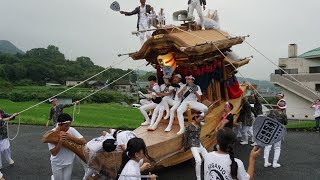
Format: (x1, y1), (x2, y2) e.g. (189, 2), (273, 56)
(271, 44), (320, 120)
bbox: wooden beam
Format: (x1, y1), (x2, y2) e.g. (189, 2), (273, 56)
(222, 59), (229, 101)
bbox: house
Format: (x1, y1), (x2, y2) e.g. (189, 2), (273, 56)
(113, 80), (133, 93)
(271, 44), (320, 120)
(46, 83), (62, 86)
(66, 81), (81, 87)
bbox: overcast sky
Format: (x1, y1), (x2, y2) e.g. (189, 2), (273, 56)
(1, 0), (319, 80)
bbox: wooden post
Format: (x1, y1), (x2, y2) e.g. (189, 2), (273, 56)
(214, 79), (221, 105)
(222, 59), (229, 101)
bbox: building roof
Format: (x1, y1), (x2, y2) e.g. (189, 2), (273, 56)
(299, 47), (320, 59)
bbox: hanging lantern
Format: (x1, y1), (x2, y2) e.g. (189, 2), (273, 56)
(157, 53), (177, 71)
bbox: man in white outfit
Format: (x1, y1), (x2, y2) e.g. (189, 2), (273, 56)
(148, 75), (173, 131)
(120, 0), (153, 44)
(187, 0), (206, 30)
(163, 74), (184, 132)
(264, 93), (288, 168)
(139, 76), (161, 126)
(176, 75), (208, 135)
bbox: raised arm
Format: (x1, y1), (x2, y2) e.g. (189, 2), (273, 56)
(120, 7), (139, 16)
(0, 113), (18, 122)
(247, 146), (261, 180)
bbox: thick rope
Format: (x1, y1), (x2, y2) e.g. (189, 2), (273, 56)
(173, 26), (274, 109)
(16, 56), (130, 115)
(72, 103), (81, 122)
(78, 62), (147, 102)
(6, 115), (21, 141)
(224, 32), (320, 99)
(8, 56), (130, 140)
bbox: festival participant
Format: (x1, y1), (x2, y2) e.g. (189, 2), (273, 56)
(157, 8), (166, 27)
(148, 75), (173, 131)
(0, 110), (18, 169)
(139, 76), (161, 126)
(239, 97), (254, 145)
(164, 74), (184, 132)
(176, 75), (208, 135)
(215, 102), (234, 131)
(276, 93), (286, 113)
(253, 94), (263, 116)
(251, 94), (263, 146)
(82, 130), (117, 180)
(311, 99), (320, 132)
(118, 137), (156, 180)
(48, 113), (86, 180)
(112, 129), (137, 151)
(46, 98), (79, 127)
(181, 113), (207, 180)
(120, 0), (154, 45)
(204, 128), (261, 180)
(263, 104), (288, 168)
(187, 0), (206, 30)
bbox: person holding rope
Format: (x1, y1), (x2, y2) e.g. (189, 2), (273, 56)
(0, 110), (18, 170)
(46, 98), (79, 127)
(117, 137), (156, 180)
(48, 113), (86, 180)
(181, 112), (207, 180)
(215, 102), (234, 131)
(310, 99), (320, 132)
(263, 102), (287, 168)
(276, 93), (286, 113)
(120, 0), (154, 45)
(204, 128), (261, 180)
(177, 75), (208, 135)
(250, 94), (263, 146)
(238, 97), (254, 145)
(112, 129), (137, 152)
(82, 130), (117, 180)
(139, 76), (161, 126)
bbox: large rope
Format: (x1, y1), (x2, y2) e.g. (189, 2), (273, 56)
(173, 26), (274, 109)
(72, 62), (147, 121)
(7, 56), (130, 140)
(223, 31), (320, 99)
(78, 62), (147, 102)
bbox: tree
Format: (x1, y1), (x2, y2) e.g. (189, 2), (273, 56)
(76, 56), (94, 67)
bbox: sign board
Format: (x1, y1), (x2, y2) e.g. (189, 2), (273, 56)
(110, 1), (120, 11)
(253, 116), (287, 147)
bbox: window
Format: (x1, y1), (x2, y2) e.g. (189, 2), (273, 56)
(316, 84), (320, 92)
(309, 66), (320, 73)
(275, 69), (298, 75)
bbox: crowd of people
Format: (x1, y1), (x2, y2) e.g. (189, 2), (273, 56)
(2, 71), (319, 180)
(138, 74), (208, 135)
(119, 0), (221, 45)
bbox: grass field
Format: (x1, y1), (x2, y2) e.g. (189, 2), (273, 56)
(0, 99), (142, 129)
(0, 99), (316, 130)
(286, 120), (316, 129)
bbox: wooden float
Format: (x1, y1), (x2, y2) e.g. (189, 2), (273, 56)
(42, 21), (251, 179)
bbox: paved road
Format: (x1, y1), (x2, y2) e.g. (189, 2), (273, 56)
(2, 125), (319, 180)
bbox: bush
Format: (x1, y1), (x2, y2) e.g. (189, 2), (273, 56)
(0, 79), (13, 90)
(3, 86), (133, 104)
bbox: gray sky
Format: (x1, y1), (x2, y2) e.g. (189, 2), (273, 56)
(1, 0), (319, 80)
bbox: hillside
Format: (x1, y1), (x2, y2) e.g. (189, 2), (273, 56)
(0, 40), (25, 54)
(0, 45), (137, 85)
(236, 76), (279, 93)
